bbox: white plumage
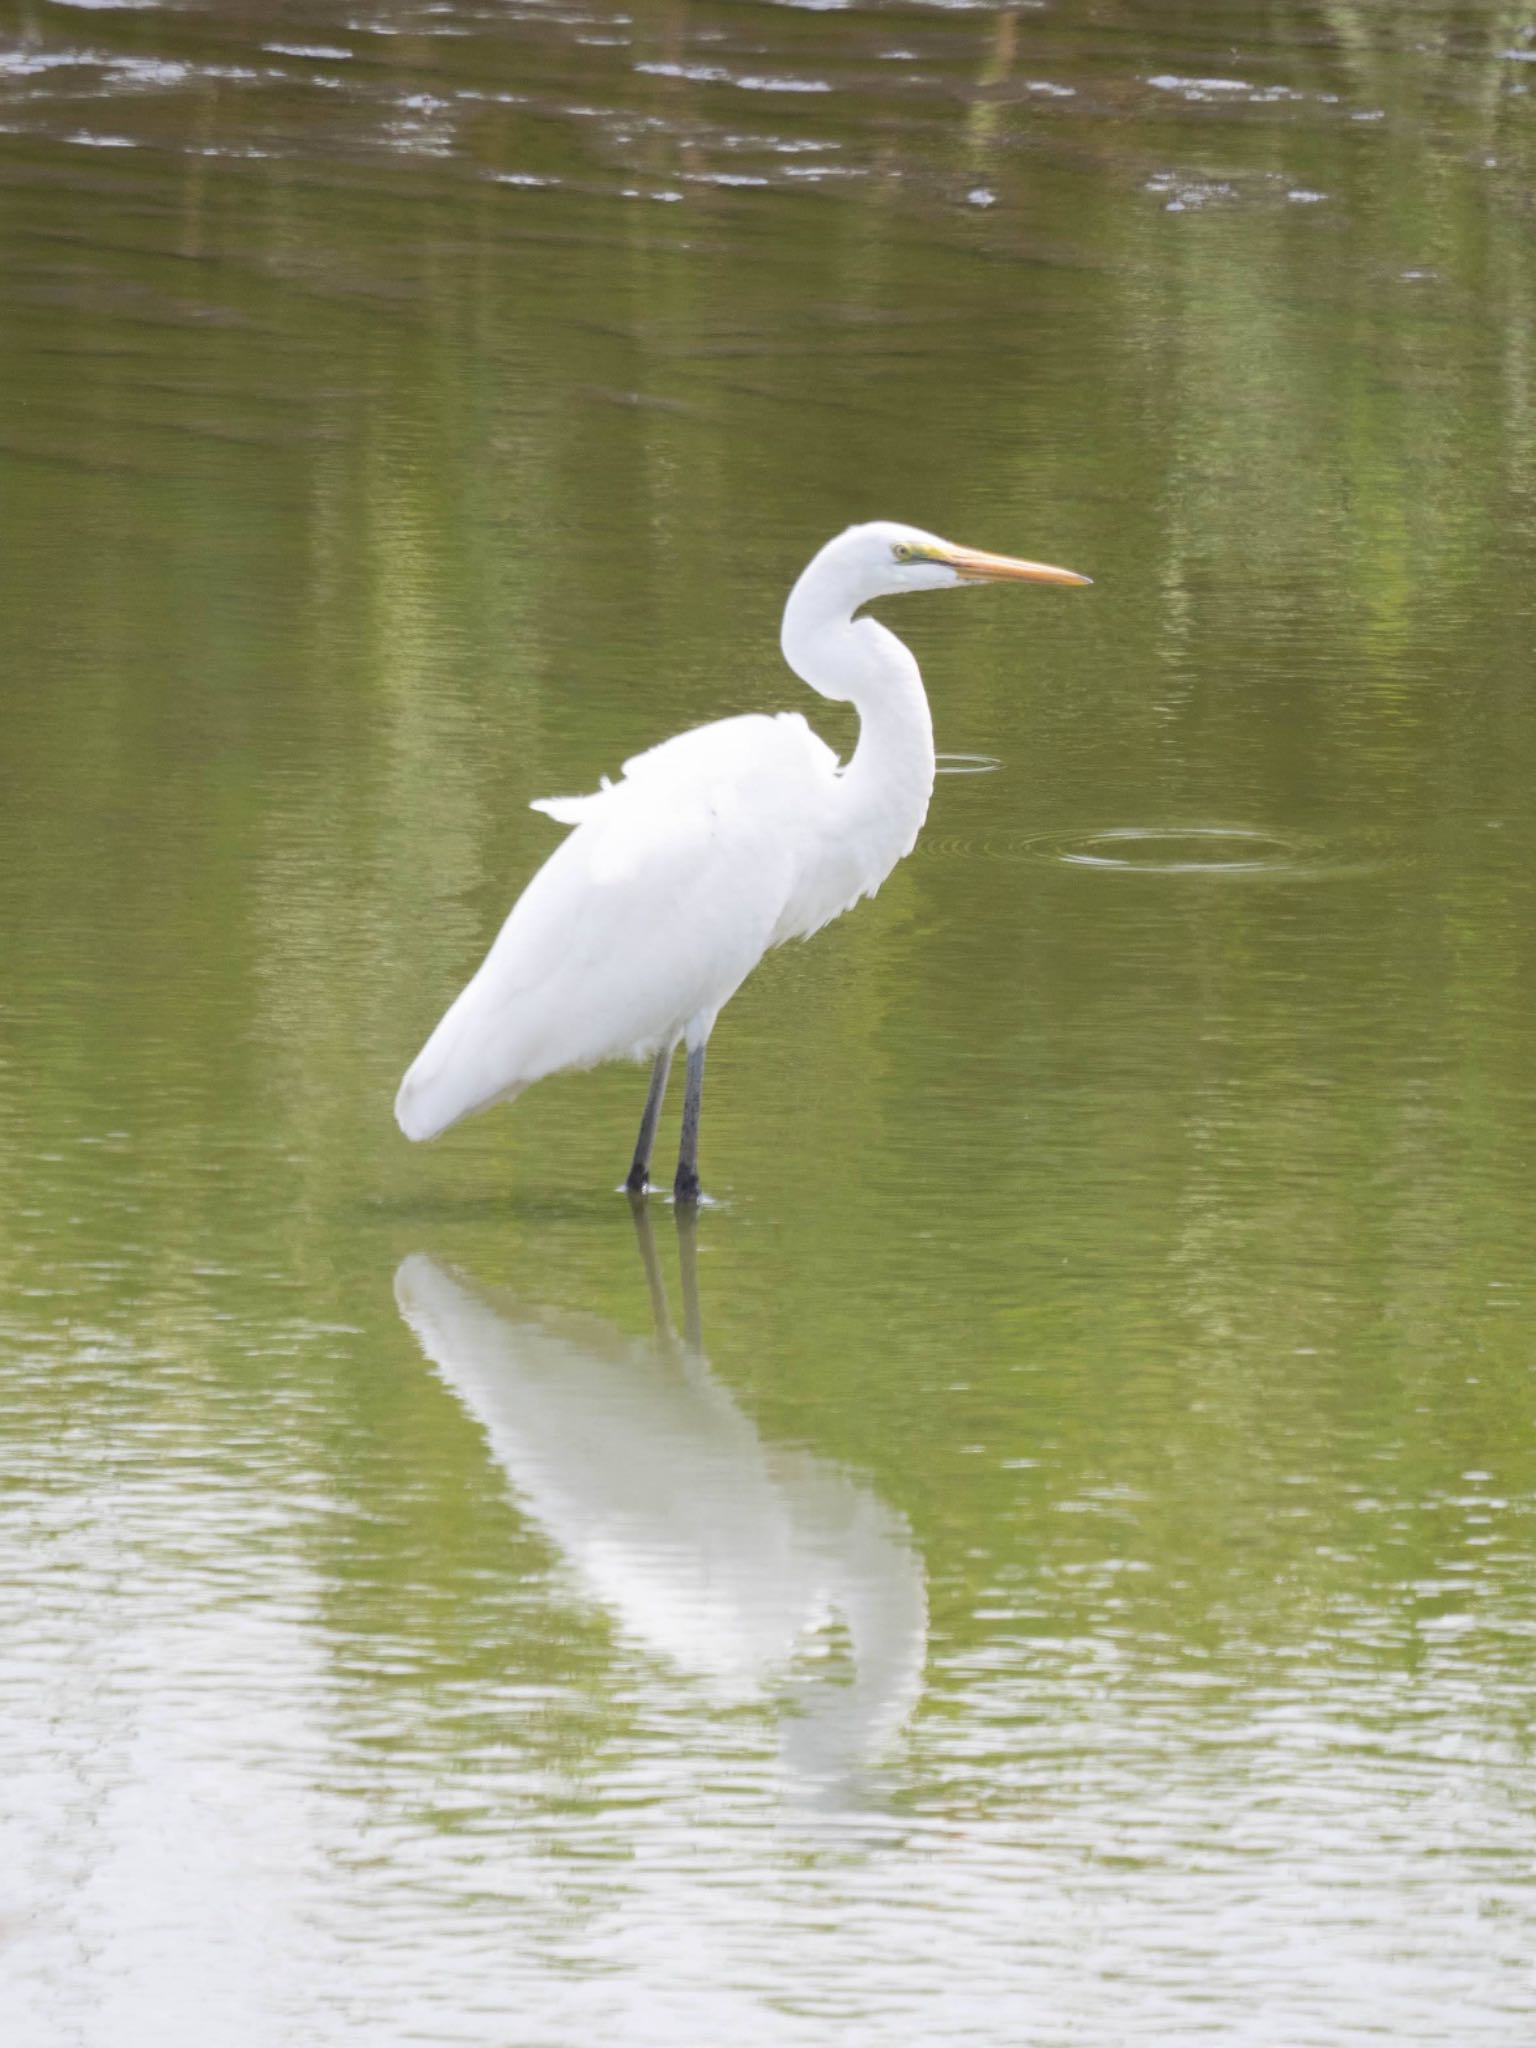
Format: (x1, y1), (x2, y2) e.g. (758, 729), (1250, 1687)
(395, 713), (834, 1136)
(395, 519), (1089, 1195)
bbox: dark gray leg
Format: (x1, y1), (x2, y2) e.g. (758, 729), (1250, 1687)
(625, 1046), (672, 1194)
(673, 1041), (707, 1204)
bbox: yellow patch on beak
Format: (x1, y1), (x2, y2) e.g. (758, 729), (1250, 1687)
(934, 545), (1091, 587)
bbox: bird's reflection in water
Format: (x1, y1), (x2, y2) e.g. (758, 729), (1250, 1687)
(394, 1206), (927, 1795)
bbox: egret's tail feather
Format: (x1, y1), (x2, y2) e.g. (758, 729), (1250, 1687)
(395, 1070), (448, 1142)
(395, 1044), (526, 1141)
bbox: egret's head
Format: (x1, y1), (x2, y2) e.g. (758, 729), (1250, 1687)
(823, 520), (1092, 604)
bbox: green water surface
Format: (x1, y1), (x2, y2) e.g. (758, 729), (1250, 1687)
(2, 3), (1535, 2042)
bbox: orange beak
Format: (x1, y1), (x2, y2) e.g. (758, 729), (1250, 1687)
(936, 545), (1092, 587)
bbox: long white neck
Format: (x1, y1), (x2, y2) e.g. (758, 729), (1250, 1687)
(780, 563), (936, 891)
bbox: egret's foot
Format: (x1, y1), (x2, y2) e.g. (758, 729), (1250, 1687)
(624, 1165), (650, 1196)
(673, 1167), (701, 1205)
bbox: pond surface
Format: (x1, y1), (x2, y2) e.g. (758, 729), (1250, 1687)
(3, 2), (1536, 2042)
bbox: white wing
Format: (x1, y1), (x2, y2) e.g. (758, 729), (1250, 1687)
(395, 712), (838, 1140)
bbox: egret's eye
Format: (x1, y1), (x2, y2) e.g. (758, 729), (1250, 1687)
(892, 543), (915, 562)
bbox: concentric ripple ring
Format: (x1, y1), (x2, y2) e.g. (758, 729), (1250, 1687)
(1024, 825), (1321, 876)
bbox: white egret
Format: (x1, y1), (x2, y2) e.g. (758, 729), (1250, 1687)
(395, 520), (1090, 1198)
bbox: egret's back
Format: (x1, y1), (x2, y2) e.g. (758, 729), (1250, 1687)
(394, 712), (838, 1141)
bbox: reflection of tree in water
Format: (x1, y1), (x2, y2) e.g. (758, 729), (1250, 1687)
(394, 1206), (927, 1791)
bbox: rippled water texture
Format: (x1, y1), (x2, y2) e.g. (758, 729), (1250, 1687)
(3, 3), (1536, 2043)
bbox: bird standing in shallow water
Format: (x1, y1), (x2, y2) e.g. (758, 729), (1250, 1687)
(395, 520), (1090, 1200)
